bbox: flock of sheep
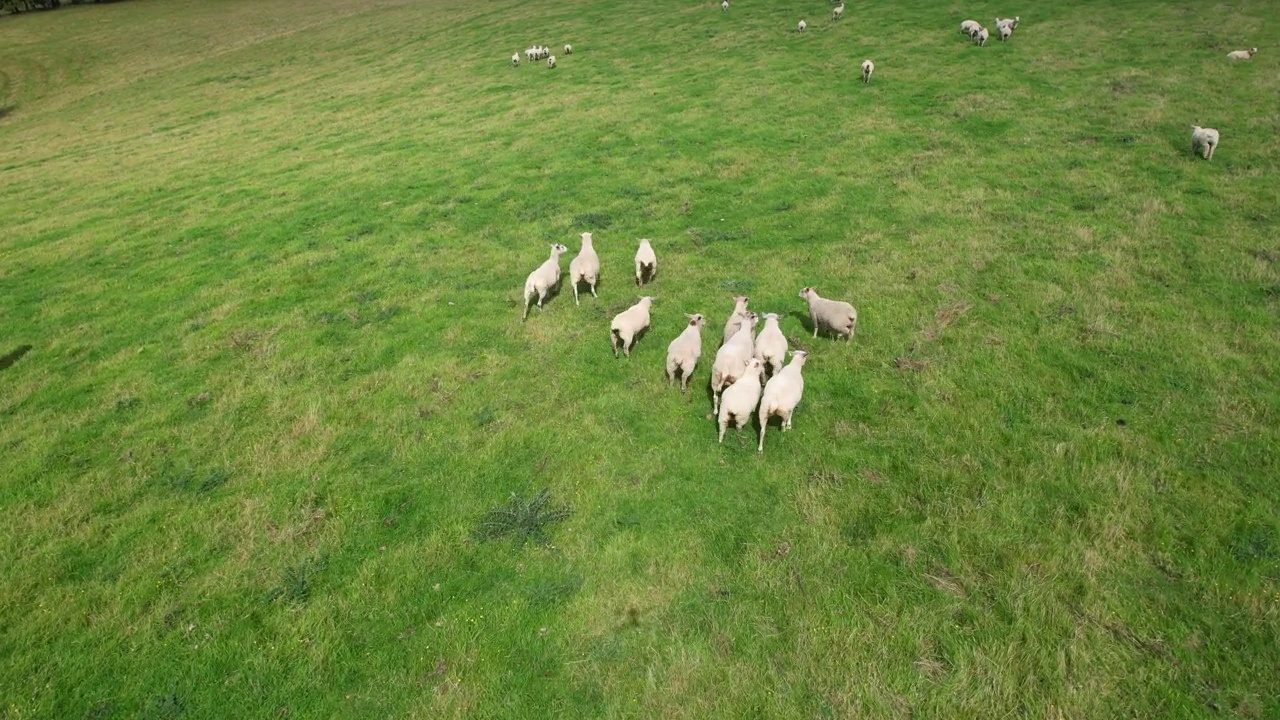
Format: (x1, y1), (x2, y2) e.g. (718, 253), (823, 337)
(521, 233), (857, 452)
(508, 10), (1262, 450)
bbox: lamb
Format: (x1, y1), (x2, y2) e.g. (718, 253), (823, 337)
(711, 312), (758, 415)
(568, 231), (599, 305)
(721, 0), (728, 10)
(511, 53), (520, 66)
(995, 16), (1019, 30)
(665, 314), (705, 393)
(1227, 48), (1258, 60)
(718, 359), (765, 443)
(975, 27), (989, 46)
(564, 44), (573, 55)
(832, 3), (844, 21)
(998, 23), (1012, 42)
(798, 19), (807, 33)
(610, 296), (654, 358)
(753, 313), (788, 377)
(799, 287), (857, 340)
(1190, 125), (1219, 161)
(722, 295), (750, 344)
(548, 55), (556, 69)
(521, 243), (568, 321)
(634, 239), (657, 286)
(757, 350), (807, 452)
(961, 20), (981, 36)
(861, 59), (874, 83)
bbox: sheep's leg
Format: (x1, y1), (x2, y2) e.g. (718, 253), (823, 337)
(812, 326), (819, 339)
(718, 417), (727, 443)
(611, 332), (619, 357)
(521, 291), (532, 321)
(589, 280), (597, 298)
(1208, 143), (1215, 161)
(712, 391), (720, 416)
(635, 265), (642, 286)
(623, 339), (631, 358)
(572, 281), (580, 306)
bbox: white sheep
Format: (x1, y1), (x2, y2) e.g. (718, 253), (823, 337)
(521, 243), (568, 321)
(634, 239), (657, 286)
(798, 19), (807, 33)
(548, 55), (557, 69)
(722, 295), (750, 344)
(1227, 48), (1258, 60)
(564, 44), (573, 55)
(753, 313), (788, 377)
(799, 287), (857, 340)
(961, 20), (981, 36)
(975, 27), (989, 46)
(511, 53), (520, 66)
(568, 231), (599, 305)
(757, 350), (807, 452)
(832, 4), (844, 21)
(995, 17), (1018, 30)
(610, 296), (654, 357)
(861, 59), (874, 83)
(1191, 125), (1219, 160)
(718, 358), (765, 443)
(999, 23), (1012, 42)
(711, 312), (758, 415)
(721, 0), (728, 10)
(665, 314), (705, 392)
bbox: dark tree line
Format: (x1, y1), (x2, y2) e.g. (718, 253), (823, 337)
(2, 0), (124, 15)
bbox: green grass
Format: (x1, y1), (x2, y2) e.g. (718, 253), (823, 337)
(2, 0), (1278, 716)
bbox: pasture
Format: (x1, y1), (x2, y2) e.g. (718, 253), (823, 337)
(1, 0), (1278, 716)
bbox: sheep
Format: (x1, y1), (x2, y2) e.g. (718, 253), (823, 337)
(634, 239), (657, 286)
(718, 358), (765, 443)
(753, 313), (787, 377)
(711, 312), (758, 415)
(1190, 125), (1219, 161)
(521, 243), (568, 321)
(799, 287), (857, 340)
(722, 295), (750, 344)
(998, 23), (1012, 42)
(564, 44), (573, 55)
(1227, 48), (1258, 60)
(665, 314), (705, 392)
(995, 16), (1018, 30)
(832, 3), (844, 21)
(568, 231), (599, 305)
(757, 350), (808, 452)
(511, 53), (520, 66)
(548, 55), (557, 69)
(610, 296), (654, 358)
(798, 19), (807, 33)
(861, 59), (874, 83)
(961, 20), (981, 36)
(975, 27), (989, 46)
(721, 0), (728, 10)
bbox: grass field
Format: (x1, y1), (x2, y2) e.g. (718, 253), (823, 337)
(2, 0), (1279, 716)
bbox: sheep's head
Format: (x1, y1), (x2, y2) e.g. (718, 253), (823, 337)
(1250, 47), (1258, 55)
(745, 311), (760, 329)
(762, 312), (780, 324)
(789, 350), (809, 367)
(746, 358), (764, 374)
(685, 313), (705, 327)
(638, 296), (654, 306)
(799, 287), (816, 300)
(732, 295), (749, 310)
(551, 243), (568, 255)
(581, 231), (593, 244)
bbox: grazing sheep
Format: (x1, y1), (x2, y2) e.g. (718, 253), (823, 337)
(1227, 48), (1258, 60)
(548, 55), (556, 69)
(666, 314), (705, 392)
(832, 3), (844, 21)
(511, 53), (520, 66)
(521, 243), (568, 321)
(799, 287), (857, 340)
(721, 0), (728, 10)
(998, 23), (1012, 41)
(635, 239), (657, 286)
(711, 312), (758, 415)
(568, 231), (599, 305)
(753, 313), (787, 377)
(861, 59), (874, 83)
(798, 19), (807, 33)
(975, 27), (989, 46)
(564, 44), (573, 55)
(961, 20), (981, 36)
(722, 295), (751, 344)
(718, 358), (766, 443)
(757, 350), (808, 452)
(1191, 125), (1219, 160)
(610, 297), (654, 358)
